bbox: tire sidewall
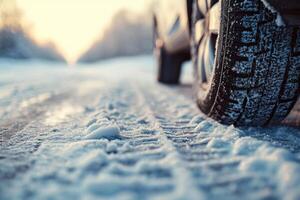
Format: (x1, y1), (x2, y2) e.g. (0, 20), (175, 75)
(192, 0), (227, 115)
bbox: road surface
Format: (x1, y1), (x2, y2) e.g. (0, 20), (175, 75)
(0, 56), (300, 200)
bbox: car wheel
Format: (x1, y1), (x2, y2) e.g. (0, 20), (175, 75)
(191, 0), (300, 126)
(153, 17), (186, 84)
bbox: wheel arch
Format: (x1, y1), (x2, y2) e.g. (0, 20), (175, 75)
(262, 0), (300, 25)
(186, 0), (193, 36)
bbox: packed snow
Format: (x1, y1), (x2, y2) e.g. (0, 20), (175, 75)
(0, 56), (300, 200)
(85, 126), (122, 140)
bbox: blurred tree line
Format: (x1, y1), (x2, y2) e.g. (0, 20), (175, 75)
(0, 0), (64, 61)
(78, 9), (152, 63)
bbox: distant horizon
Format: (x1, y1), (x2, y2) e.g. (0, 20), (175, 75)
(13, 0), (153, 63)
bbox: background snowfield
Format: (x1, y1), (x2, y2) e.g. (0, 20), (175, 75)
(0, 56), (300, 200)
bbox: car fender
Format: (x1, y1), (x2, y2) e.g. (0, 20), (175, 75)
(262, 0), (300, 25)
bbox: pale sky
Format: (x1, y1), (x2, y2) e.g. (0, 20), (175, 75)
(16, 0), (152, 62)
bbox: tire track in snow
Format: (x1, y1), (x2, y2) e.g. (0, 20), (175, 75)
(136, 81), (300, 199)
(133, 82), (205, 200)
(81, 81), (300, 199)
(1, 79), (300, 200)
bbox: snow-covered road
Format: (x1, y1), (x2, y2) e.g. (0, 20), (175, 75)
(1, 56), (300, 200)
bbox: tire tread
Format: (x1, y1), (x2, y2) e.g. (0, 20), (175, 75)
(198, 0), (300, 126)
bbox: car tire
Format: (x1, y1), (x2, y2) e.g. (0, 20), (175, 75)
(156, 47), (186, 84)
(191, 0), (300, 126)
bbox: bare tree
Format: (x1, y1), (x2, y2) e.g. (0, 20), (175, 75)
(0, 0), (65, 61)
(78, 9), (153, 63)
(0, 0), (22, 29)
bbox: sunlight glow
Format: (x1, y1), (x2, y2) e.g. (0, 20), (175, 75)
(16, 0), (152, 63)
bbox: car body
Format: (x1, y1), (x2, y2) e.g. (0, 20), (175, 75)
(153, 0), (191, 55)
(153, 0), (300, 55)
(153, 0), (300, 126)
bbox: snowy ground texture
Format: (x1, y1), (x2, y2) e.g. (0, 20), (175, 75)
(1, 56), (300, 200)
